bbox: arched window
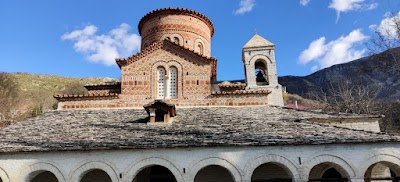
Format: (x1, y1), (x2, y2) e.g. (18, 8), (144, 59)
(255, 60), (269, 86)
(157, 67), (166, 99)
(196, 43), (204, 55)
(173, 37), (180, 45)
(165, 37), (171, 41)
(169, 67), (177, 98)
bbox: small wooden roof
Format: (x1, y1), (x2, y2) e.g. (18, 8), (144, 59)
(143, 100), (176, 117)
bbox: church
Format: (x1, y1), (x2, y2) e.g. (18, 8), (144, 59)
(1, 8), (400, 182)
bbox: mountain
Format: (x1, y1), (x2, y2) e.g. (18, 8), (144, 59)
(2, 72), (116, 119)
(279, 48), (400, 102)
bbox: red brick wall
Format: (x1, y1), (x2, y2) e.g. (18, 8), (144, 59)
(140, 13), (212, 57)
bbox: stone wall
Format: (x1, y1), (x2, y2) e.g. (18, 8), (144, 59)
(1, 143), (400, 182)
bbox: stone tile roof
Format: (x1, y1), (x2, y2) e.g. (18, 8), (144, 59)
(243, 34), (275, 48)
(0, 106), (399, 153)
(53, 93), (119, 101)
(115, 40), (217, 68)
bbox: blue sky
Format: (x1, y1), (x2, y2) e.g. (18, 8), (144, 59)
(0, 0), (399, 80)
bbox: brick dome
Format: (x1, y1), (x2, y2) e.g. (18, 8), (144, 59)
(138, 8), (214, 57)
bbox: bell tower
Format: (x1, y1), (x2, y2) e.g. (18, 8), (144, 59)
(242, 34), (284, 106)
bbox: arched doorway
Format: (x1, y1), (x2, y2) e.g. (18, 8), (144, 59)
(80, 169), (112, 182)
(254, 59), (268, 86)
(309, 163), (349, 182)
(194, 165), (234, 182)
(251, 162), (292, 182)
(30, 171), (58, 182)
(364, 162), (400, 182)
(133, 165), (177, 182)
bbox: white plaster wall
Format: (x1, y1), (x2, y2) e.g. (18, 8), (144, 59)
(0, 143), (399, 182)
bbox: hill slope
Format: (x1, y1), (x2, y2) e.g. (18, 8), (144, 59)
(279, 48), (400, 101)
(7, 72), (116, 113)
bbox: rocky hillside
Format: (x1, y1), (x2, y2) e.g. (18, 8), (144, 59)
(279, 48), (400, 102)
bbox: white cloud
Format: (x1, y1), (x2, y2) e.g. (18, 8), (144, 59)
(370, 11), (400, 40)
(329, 0), (378, 23)
(300, 0), (311, 6)
(311, 65), (319, 72)
(234, 0), (255, 15)
(299, 29), (368, 70)
(62, 23), (141, 66)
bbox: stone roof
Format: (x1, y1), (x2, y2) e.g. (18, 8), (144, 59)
(0, 106), (399, 153)
(243, 34), (275, 48)
(115, 40), (217, 68)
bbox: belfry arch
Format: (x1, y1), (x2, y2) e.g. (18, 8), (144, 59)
(254, 59), (269, 86)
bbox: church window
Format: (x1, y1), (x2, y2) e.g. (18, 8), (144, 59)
(196, 43), (204, 55)
(165, 37), (171, 41)
(157, 67), (166, 99)
(255, 60), (269, 86)
(173, 37), (180, 45)
(169, 67), (178, 98)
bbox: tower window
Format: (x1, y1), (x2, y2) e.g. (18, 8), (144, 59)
(255, 60), (269, 86)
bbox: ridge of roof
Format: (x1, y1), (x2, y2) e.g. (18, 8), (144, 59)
(243, 34), (275, 48)
(116, 40), (217, 68)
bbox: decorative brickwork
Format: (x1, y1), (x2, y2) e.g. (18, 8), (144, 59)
(55, 8), (284, 110)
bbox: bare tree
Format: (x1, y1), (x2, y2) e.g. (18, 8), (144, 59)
(307, 81), (381, 114)
(367, 11), (400, 69)
(0, 73), (20, 126)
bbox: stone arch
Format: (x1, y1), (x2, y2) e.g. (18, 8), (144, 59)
(245, 54), (275, 88)
(22, 162), (65, 182)
(69, 161), (118, 182)
(244, 154), (299, 182)
(302, 155), (356, 181)
(0, 167), (9, 182)
(360, 154), (400, 181)
(123, 157), (184, 182)
(189, 157), (242, 182)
